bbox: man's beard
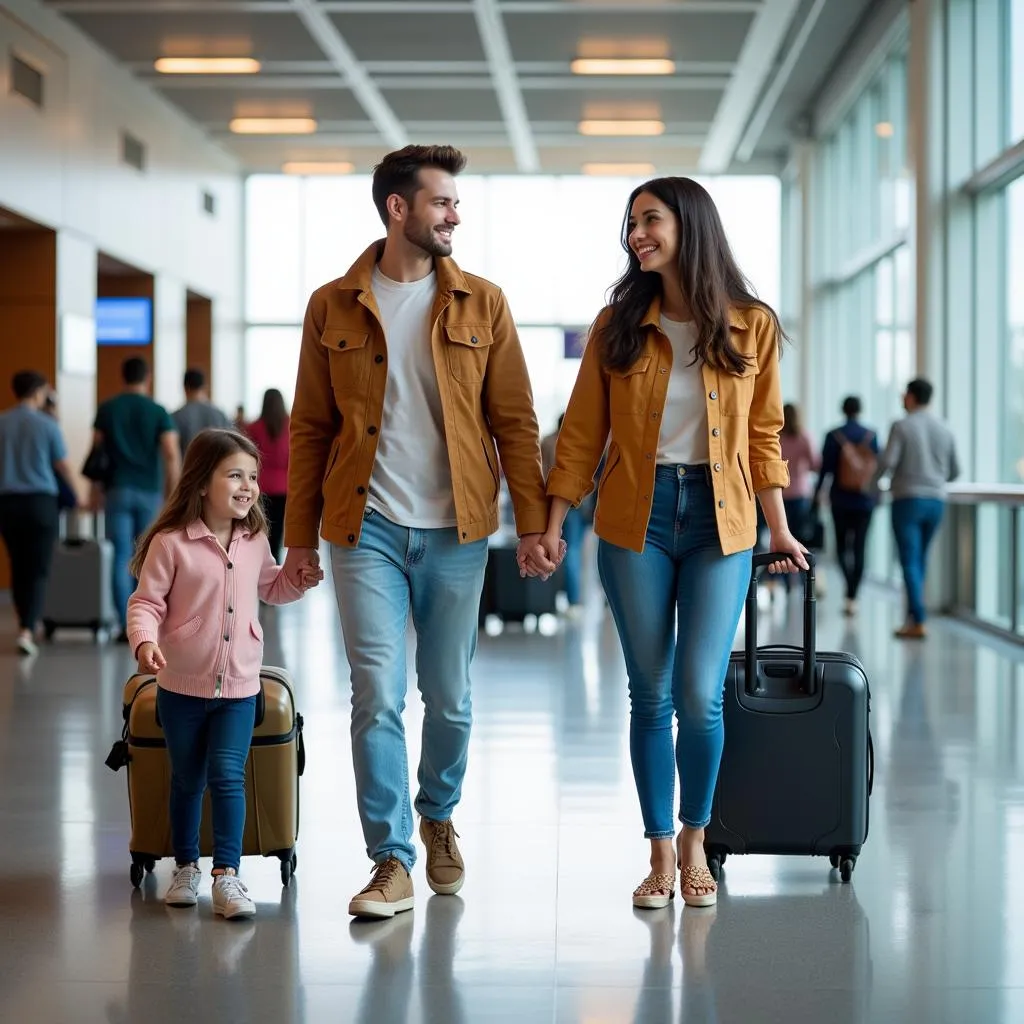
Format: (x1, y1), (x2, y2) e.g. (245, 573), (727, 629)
(404, 217), (452, 257)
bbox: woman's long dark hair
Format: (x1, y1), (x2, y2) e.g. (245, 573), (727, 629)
(259, 388), (289, 441)
(599, 177), (783, 374)
(782, 402), (801, 437)
(129, 429), (267, 577)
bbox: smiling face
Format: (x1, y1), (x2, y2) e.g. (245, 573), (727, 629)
(626, 190), (680, 277)
(401, 167), (461, 257)
(201, 452), (260, 524)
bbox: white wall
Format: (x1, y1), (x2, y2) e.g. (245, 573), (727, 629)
(0, 0), (244, 410)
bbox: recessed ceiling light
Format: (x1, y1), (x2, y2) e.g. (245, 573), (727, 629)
(155, 57), (261, 74)
(229, 117), (317, 134)
(582, 162), (656, 176)
(571, 59), (675, 75)
(875, 121), (895, 138)
(578, 120), (665, 136)
(282, 161), (355, 175)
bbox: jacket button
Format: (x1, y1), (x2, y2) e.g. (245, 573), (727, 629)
(347, 534), (355, 543)
(643, 494), (650, 501)
(718, 499), (726, 508)
(338, 339), (347, 349)
(712, 427), (720, 437)
(651, 412), (659, 420)
(645, 453), (653, 460)
(709, 390), (718, 400)
(714, 463), (722, 472)
(374, 354), (384, 364)
(368, 425), (377, 435)
(659, 368), (667, 374)
(462, 531), (467, 538)
(226, 562), (233, 569)
(471, 336), (478, 345)
(223, 635), (229, 642)
(357, 486), (366, 495)
(228, 606), (233, 614)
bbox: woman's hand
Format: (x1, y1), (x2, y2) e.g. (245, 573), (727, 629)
(765, 530), (809, 575)
(522, 530), (566, 579)
(136, 641), (166, 674)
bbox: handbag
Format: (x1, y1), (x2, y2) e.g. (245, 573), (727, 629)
(81, 442), (112, 486)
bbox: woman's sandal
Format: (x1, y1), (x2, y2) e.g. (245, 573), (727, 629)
(679, 864), (717, 908)
(632, 872), (676, 910)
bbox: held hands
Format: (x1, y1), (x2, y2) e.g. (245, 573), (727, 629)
(765, 530), (810, 575)
(517, 531), (567, 581)
(297, 563), (325, 590)
(284, 547), (323, 591)
(136, 641), (166, 674)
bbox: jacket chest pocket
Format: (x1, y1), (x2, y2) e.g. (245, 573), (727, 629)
(445, 325), (493, 383)
(321, 327), (371, 394)
(609, 356), (651, 416)
(720, 367), (756, 416)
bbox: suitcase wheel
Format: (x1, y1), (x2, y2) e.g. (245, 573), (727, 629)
(280, 850), (297, 886)
(43, 621), (55, 641)
(839, 858), (855, 883)
(707, 854), (723, 882)
(829, 853), (841, 869)
(130, 862), (144, 888)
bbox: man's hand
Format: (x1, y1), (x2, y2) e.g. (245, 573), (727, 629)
(517, 532), (565, 580)
(283, 547), (321, 589)
(137, 642), (166, 674)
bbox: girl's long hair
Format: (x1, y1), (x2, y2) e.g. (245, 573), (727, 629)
(259, 388), (288, 441)
(782, 402), (801, 437)
(599, 176), (783, 374)
(129, 428), (268, 578)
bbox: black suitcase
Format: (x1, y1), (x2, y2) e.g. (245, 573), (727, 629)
(478, 536), (564, 624)
(705, 552), (873, 882)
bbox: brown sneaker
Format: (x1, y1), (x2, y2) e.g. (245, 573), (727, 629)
(894, 622), (927, 640)
(348, 857), (415, 919)
(419, 817), (465, 895)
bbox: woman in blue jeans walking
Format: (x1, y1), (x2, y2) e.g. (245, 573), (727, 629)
(531, 178), (806, 908)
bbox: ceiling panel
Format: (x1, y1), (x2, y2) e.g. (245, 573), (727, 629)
(382, 87), (503, 123)
(166, 86), (366, 125)
(327, 12), (484, 62)
(523, 88), (722, 127)
(56, 11), (325, 63)
(503, 11), (754, 64)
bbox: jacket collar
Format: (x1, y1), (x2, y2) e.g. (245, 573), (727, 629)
(640, 295), (749, 331)
(337, 240), (473, 297)
(186, 520), (252, 542)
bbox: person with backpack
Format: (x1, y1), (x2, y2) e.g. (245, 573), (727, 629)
(813, 395), (879, 616)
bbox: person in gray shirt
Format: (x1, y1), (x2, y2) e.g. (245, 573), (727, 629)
(171, 368), (230, 457)
(0, 371), (77, 656)
(876, 378), (959, 639)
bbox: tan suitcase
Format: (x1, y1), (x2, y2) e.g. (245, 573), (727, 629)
(106, 666), (304, 887)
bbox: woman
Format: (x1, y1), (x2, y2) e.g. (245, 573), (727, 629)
(779, 403), (820, 590)
(0, 371), (77, 655)
(245, 389), (290, 562)
(813, 395), (879, 616)
(529, 178), (806, 909)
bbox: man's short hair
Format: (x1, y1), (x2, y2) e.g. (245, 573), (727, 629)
(371, 144), (467, 226)
(841, 395), (862, 418)
(122, 357), (149, 385)
(183, 368), (206, 392)
(11, 370), (47, 401)
(906, 378), (933, 406)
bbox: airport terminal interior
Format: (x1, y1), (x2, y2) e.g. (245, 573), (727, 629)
(1, 0), (1023, 1021)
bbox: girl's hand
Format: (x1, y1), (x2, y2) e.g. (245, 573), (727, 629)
(137, 642), (166, 674)
(299, 564), (324, 589)
(766, 530), (809, 574)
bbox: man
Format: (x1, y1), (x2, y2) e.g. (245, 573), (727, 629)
(876, 378), (959, 639)
(91, 357), (180, 641)
(171, 368), (230, 456)
(283, 145), (554, 918)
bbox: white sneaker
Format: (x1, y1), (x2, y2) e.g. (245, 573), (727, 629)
(16, 634), (38, 657)
(212, 873), (256, 920)
(164, 863), (201, 907)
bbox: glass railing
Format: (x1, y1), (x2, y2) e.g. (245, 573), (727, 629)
(945, 484), (1024, 641)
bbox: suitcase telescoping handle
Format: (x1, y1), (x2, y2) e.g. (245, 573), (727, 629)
(745, 551), (817, 696)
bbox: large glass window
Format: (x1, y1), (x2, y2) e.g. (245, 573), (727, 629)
(1010, 0), (1024, 141)
(1006, 176), (1024, 483)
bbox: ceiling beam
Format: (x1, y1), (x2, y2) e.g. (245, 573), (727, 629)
(698, 0), (801, 172)
(289, 0), (406, 148)
(472, 0), (539, 172)
(734, 0), (827, 162)
(50, 0), (762, 13)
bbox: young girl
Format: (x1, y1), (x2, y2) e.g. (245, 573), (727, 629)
(529, 177), (806, 909)
(126, 428), (322, 919)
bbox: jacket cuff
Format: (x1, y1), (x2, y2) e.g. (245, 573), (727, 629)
(513, 505), (550, 537)
(128, 629), (157, 658)
(751, 459), (790, 492)
(546, 468), (593, 507)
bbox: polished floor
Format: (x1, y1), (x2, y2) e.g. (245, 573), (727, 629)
(1, 546), (1022, 1023)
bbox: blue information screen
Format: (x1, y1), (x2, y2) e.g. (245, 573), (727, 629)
(96, 297), (152, 345)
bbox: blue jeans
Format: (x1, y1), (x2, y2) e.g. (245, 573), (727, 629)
(156, 688), (257, 871)
(330, 510), (489, 870)
(562, 506), (587, 606)
(891, 497), (945, 624)
(106, 486), (163, 626)
(598, 465), (751, 835)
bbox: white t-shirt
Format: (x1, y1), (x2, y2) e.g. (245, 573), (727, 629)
(367, 268), (456, 527)
(656, 315), (710, 465)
